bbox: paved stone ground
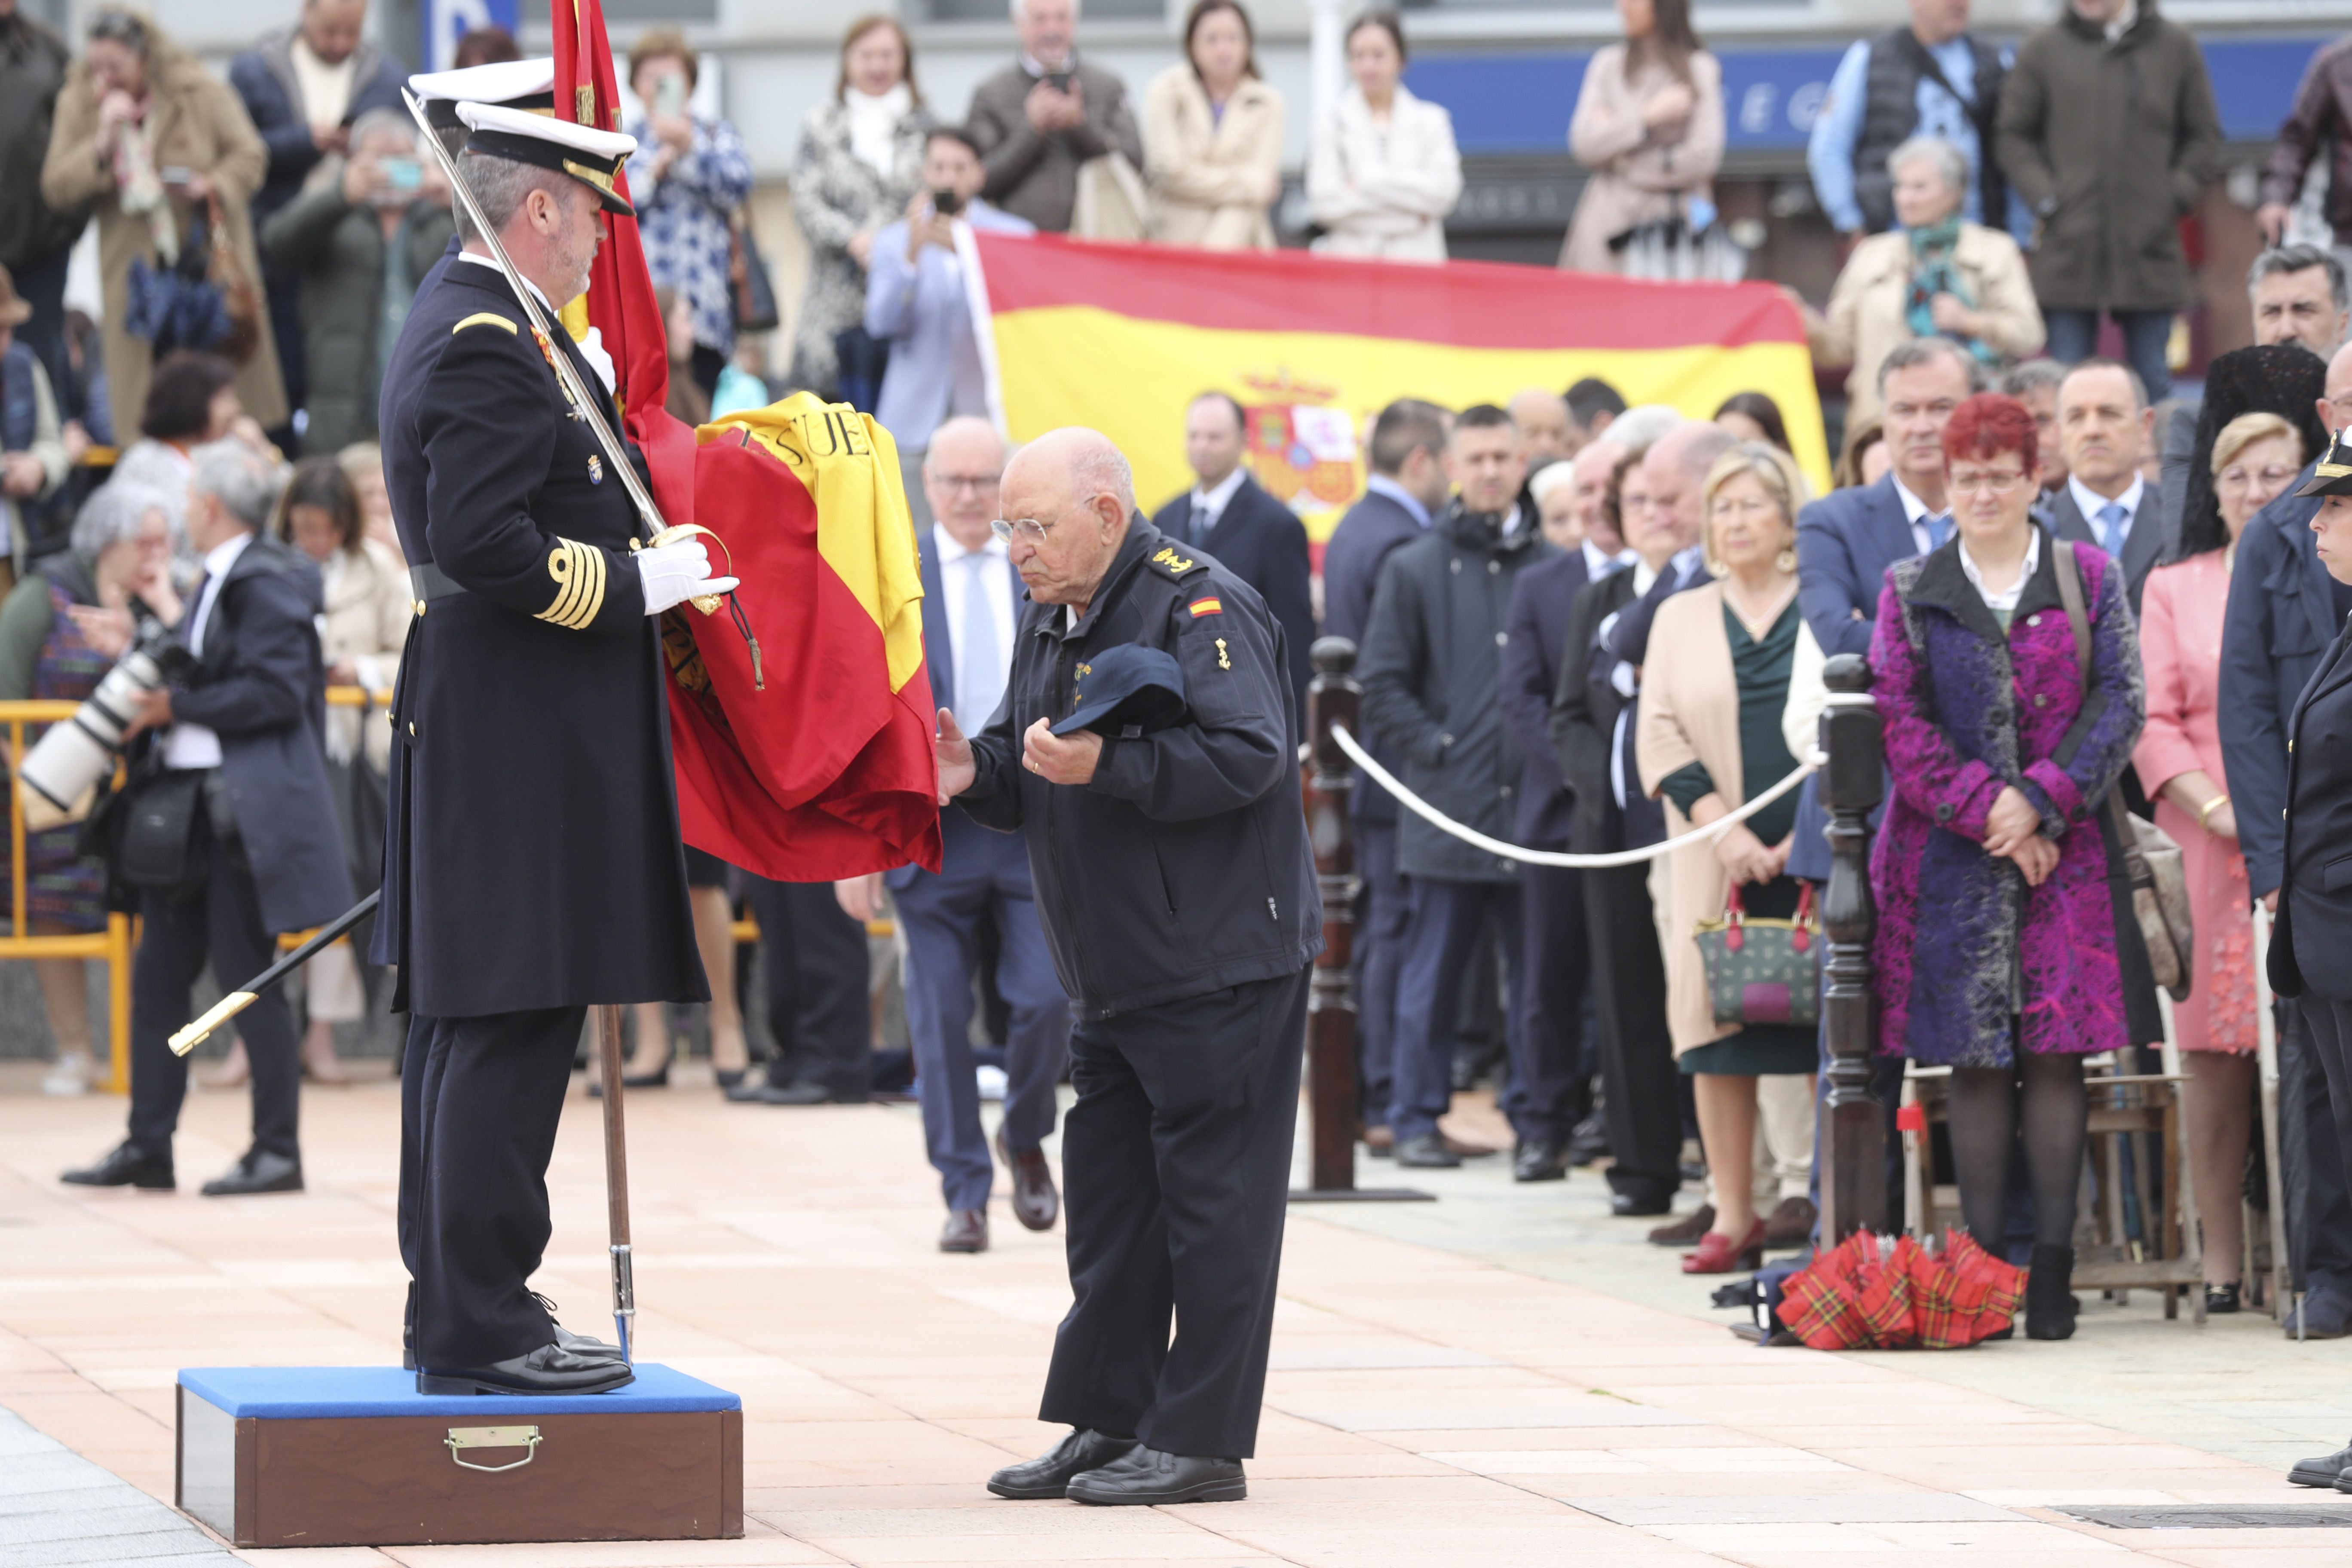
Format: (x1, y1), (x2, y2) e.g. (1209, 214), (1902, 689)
(4, 1062), (2351, 1567)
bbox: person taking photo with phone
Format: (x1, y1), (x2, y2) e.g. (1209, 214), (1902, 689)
(625, 28), (752, 403)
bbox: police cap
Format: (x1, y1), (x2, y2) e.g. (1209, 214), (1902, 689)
(408, 58), (557, 131)
(458, 101), (638, 217)
(2297, 426), (2352, 500)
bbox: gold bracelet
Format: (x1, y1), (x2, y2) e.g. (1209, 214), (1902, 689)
(2197, 793), (2230, 830)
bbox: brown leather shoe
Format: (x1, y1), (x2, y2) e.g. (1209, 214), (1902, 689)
(996, 1128), (1060, 1232)
(940, 1209), (988, 1253)
(1647, 1204), (1715, 1246)
(1763, 1195), (1818, 1249)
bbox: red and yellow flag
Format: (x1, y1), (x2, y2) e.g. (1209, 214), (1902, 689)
(966, 233), (1829, 544)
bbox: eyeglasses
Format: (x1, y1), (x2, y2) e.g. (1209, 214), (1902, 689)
(989, 494), (1101, 546)
(929, 472), (1000, 495)
(2217, 464), (2299, 491)
(1947, 467), (2028, 496)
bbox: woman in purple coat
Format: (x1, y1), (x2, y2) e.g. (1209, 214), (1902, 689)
(1868, 392), (2149, 1341)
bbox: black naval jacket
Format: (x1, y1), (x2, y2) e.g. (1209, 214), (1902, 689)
(957, 521), (1322, 1019)
(370, 257), (703, 1017)
(2272, 612), (2352, 1002)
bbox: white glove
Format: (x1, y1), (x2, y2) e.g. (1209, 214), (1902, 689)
(637, 537), (741, 616)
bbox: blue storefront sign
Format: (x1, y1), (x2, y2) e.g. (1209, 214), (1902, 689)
(1410, 34), (2329, 158)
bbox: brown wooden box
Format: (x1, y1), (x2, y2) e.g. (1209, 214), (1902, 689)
(175, 1365), (741, 1548)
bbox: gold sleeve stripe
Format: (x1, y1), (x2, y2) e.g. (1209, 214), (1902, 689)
(452, 312), (519, 335)
(535, 539), (606, 630)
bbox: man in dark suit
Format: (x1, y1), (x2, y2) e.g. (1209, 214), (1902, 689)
(2034, 358), (2173, 612)
(1150, 393), (1314, 726)
(1498, 470), (1635, 1178)
(840, 418), (1070, 1255)
(2222, 339), (2352, 1340)
(2275, 439), (2352, 1492)
(1318, 398), (1450, 1147)
(61, 441), (353, 1198)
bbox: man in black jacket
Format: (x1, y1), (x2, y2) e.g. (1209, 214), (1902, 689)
(1358, 404), (1568, 1175)
(62, 441), (353, 1197)
(1150, 392), (1314, 726)
(0, 0), (87, 399)
(941, 427), (1317, 1508)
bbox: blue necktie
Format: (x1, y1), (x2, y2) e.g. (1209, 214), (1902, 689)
(2097, 501), (2128, 558)
(1188, 500), (1211, 546)
(957, 554), (1003, 736)
(1923, 512), (1952, 549)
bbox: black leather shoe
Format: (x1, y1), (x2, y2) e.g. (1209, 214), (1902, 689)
(1513, 1140), (1568, 1183)
(2025, 1243), (2076, 1341)
(996, 1128), (1059, 1231)
(986, 1428), (1138, 1500)
(2205, 1282), (2242, 1315)
(201, 1149), (303, 1196)
(2290, 1441), (2352, 1488)
(1067, 1446), (1245, 1506)
(940, 1209), (989, 1253)
(1394, 1133), (1461, 1169)
(416, 1341), (634, 1396)
(727, 1078), (835, 1106)
(1610, 1190), (1672, 1218)
(404, 1293), (617, 1371)
(61, 1142), (174, 1191)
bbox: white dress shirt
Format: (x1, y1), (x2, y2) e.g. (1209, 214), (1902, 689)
(934, 523), (1017, 734)
(1186, 466), (1249, 542)
(1960, 527), (2042, 620)
(2067, 472), (2146, 557)
(1893, 475), (1954, 556)
(1582, 539), (1637, 579)
(454, 253), (616, 394)
(163, 530), (256, 770)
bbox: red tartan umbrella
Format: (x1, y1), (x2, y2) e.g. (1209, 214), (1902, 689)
(1776, 1230), (2026, 1350)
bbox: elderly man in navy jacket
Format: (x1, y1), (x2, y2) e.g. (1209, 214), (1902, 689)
(2221, 339), (2352, 1339)
(1149, 393), (1315, 727)
(1320, 399), (1451, 1146)
(841, 418), (1070, 1256)
(62, 441), (353, 1198)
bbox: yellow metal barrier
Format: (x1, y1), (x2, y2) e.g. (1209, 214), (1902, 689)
(3, 700), (135, 1093)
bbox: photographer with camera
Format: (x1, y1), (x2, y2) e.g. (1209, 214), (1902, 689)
(61, 439), (352, 1196)
(863, 126), (1031, 527)
(259, 106), (454, 457)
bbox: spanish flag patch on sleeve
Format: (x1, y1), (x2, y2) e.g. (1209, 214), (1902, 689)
(1188, 597), (1223, 618)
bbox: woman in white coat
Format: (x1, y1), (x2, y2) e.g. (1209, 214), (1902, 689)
(1306, 11), (1461, 262)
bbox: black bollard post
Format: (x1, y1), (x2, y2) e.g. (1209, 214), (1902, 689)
(1818, 652), (1887, 1243)
(1291, 637), (1431, 1204)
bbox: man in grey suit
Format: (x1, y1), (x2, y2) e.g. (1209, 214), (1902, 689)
(964, 0), (1143, 235)
(2036, 357), (2172, 612)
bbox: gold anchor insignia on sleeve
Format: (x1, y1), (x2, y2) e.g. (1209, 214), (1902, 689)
(1214, 637), (1231, 671)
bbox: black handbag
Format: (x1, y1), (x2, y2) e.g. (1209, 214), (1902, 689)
(116, 767), (208, 896)
(729, 215), (780, 335)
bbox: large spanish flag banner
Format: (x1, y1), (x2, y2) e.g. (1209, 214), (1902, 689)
(967, 233), (1828, 541)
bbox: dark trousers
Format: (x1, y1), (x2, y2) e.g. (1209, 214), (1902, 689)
(744, 877), (870, 1099)
(1584, 861), (1681, 1200)
(127, 826), (300, 1163)
(1353, 816), (1408, 1127)
(2045, 307), (2174, 404)
(398, 1007), (579, 1368)
(1041, 968), (1308, 1460)
(1520, 859), (1594, 1142)
(2288, 1000), (2352, 1294)
(1389, 877), (1525, 1143)
(895, 864), (1071, 1211)
(12, 246), (71, 411)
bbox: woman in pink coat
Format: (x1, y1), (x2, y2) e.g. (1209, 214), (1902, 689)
(2134, 408), (2306, 1313)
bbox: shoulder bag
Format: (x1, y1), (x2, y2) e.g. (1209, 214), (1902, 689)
(2049, 538), (2194, 1001)
(1693, 882), (1822, 1029)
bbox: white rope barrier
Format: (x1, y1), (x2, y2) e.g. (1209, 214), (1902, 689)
(1328, 724), (1823, 870)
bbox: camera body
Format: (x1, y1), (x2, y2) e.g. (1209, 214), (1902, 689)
(931, 187), (964, 218)
(18, 616), (198, 830)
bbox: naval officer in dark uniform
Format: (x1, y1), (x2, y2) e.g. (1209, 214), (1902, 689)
(2272, 428), (2352, 1492)
(935, 428), (1321, 1507)
(373, 101), (736, 1396)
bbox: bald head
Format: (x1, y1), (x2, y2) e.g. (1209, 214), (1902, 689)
(2325, 342), (2352, 438)
(924, 417), (1008, 549)
(1508, 388), (1572, 468)
(1572, 438), (1626, 552)
(1643, 423), (1734, 556)
(998, 427), (1136, 611)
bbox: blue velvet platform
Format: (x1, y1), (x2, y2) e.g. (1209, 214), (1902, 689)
(175, 1364), (743, 1548)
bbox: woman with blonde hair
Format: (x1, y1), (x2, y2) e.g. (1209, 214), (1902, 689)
(1146, 0), (1284, 250)
(2135, 406), (2307, 1312)
(1637, 441), (1822, 1273)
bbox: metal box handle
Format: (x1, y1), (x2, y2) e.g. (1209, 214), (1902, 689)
(444, 1425), (542, 1473)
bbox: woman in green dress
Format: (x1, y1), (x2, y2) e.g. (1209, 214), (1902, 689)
(1636, 441), (1823, 1274)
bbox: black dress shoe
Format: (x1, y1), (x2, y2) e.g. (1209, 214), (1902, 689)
(714, 1068), (747, 1090)
(1394, 1133), (1461, 1169)
(1610, 1191), (1672, 1218)
(416, 1341), (634, 1396)
(404, 1294), (617, 1371)
(996, 1128), (1059, 1231)
(2025, 1244), (2076, 1341)
(201, 1149), (303, 1197)
(2205, 1282), (2242, 1315)
(1067, 1446), (1245, 1506)
(2290, 1441), (2352, 1488)
(60, 1142), (175, 1191)
(986, 1428), (1139, 1499)
(940, 1209), (989, 1253)
(725, 1078), (833, 1106)
(1513, 1140), (1568, 1182)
